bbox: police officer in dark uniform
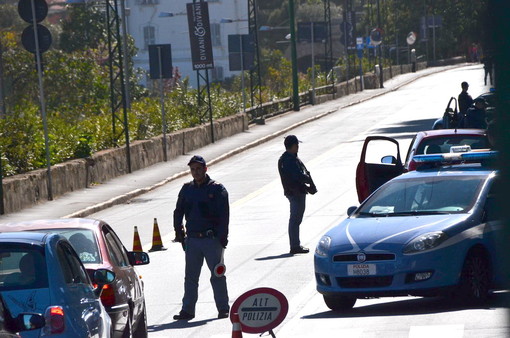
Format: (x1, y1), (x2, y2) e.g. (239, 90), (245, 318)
(278, 135), (317, 255)
(463, 97), (488, 129)
(458, 81), (474, 119)
(173, 155), (230, 320)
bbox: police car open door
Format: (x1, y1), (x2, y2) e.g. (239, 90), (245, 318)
(355, 136), (404, 203)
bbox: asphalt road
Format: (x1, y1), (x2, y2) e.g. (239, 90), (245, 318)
(87, 64), (507, 337)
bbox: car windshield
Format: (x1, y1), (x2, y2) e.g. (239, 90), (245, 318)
(36, 229), (101, 264)
(416, 135), (489, 155)
(357, 175), (485, 216)
(0, 246), (49, 291)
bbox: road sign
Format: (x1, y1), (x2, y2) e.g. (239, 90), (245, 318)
(21, 24), (52, 53)
(407, 31), (417, 45)
(230, 287), (288, 334)
(370, 27), (383, 46)
(148, 44), (172, 79)
(228, 34), (254, 71)
(18, 0), (48, 23)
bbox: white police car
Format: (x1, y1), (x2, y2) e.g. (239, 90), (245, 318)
(315, 150), (504, 310)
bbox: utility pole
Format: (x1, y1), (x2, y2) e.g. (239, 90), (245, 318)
(376, 0), (383, 88)
(289, 0), (299, 111)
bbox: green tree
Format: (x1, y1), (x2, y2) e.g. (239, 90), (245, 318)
(60, 3), (106, 53)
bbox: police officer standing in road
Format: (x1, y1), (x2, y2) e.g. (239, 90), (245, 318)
(173, 155), (230, 320)
(278, 135), (317, 255)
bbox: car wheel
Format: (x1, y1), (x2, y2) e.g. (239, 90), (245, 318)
(457, 248), (491, 304)
(133, 304), (148, 338)
(121, 312), (133, 338)
(323, 295), (356, 311)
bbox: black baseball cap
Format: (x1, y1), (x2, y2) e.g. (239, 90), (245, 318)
(188, 155), (206, 166)
(284, 135), (302, 148)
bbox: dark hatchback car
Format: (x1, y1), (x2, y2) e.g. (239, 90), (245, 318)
(0, 218), (150, 338)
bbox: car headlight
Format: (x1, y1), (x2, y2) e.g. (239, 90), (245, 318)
(403, 231), (448, 254)
(315, 235), (331, 257)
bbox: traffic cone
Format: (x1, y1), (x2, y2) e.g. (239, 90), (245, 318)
(133, 226), (143, 252)
(149, 218), (167, 252)
(231, 312), (242, 338)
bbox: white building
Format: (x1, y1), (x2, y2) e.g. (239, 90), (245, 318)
(126, 0), (249, 88)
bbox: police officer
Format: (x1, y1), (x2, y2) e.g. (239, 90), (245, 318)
(278, 135), (317, 255)
(458, 81), (474, 118)
(464, 97), (487, 129)
(173, 155), (230, 320)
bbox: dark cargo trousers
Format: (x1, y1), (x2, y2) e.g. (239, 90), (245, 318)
(181, 237), (229, 315)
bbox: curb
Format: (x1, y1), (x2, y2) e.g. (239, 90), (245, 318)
(63, 64), (465, 219)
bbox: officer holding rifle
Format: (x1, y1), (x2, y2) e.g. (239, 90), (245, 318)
(173, 155), (230, 320)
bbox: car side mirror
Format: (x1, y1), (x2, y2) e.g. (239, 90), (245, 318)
(15, 313), (45, 331)
(347, 206), (358, 216)
(127, 251), (150, 266)
(381, 155), (398, 165)
(92, 269), (115, 298)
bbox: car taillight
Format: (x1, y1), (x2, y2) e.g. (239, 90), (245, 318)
(44, 306), (65, 334)
(99, 283), (116, 307)
(408, 159), (417, 171)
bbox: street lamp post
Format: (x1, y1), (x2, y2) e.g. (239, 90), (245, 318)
(310, 22), (316, 105)
(376, 0), (384, 88)
(289, 0), (300, 111)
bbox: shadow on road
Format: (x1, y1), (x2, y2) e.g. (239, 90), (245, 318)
(302, 292), (510, 319)
(148, 318), (215, 333)
(255, 253), (294, 261)
(370, 118), (439, 136)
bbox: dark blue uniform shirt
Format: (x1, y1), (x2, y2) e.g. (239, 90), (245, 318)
(173, 175), (229, 244)
(278, 151), (312, 196)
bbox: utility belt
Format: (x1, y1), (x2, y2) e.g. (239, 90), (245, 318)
(187, 229), (215, 239)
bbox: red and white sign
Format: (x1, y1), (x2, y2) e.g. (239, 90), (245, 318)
(230, 287), (288, 334)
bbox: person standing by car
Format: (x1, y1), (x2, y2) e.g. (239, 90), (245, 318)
(482, 54), (494, 85)
(458, 81), (474, 119)
(172, 155), (230, 320)
(464, 97), (488, 129)
(278, 135), (317, 255)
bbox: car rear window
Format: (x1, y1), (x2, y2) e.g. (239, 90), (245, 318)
(35, 229), (101, 264)
(0, 247), (49, 291)
(417, 135), (489, 155)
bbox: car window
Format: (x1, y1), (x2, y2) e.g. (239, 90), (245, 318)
(56, 242), (90, 285)
(57, 229), (101, 264)
(0, 247), (48, 291)
(103, 227), (129, 267)
(416, 135), (489, 155)
(358, 176), (485, 216)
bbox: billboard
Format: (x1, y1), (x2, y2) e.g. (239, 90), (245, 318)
(187, 2), (214, 70)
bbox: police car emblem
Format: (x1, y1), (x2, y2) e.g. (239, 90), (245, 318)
(357, 252), (366, 263)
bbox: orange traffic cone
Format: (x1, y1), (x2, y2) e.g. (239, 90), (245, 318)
(133, 226), (143, 252)
(149, 218), (167, 252)
(231, 312), (242, 338)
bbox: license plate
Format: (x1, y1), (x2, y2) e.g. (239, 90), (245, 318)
(347, 264), (376, 276)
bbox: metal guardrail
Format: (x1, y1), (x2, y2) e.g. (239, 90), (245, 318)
(245, 84), (335, 124)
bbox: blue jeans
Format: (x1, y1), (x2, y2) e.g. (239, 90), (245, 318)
(287, 193), (306, 249)
(181, 237), (229, 315)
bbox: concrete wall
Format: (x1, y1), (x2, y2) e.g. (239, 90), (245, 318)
(2, 114), (248, 214)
